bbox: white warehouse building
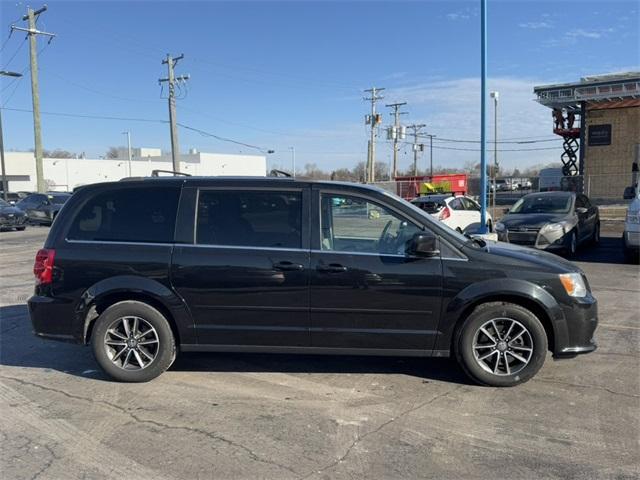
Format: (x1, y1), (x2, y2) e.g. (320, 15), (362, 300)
(2, 150), (267, 192)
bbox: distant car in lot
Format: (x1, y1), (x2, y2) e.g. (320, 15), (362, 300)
(411, 194), (493, 233)
(0, 198), (27, 231)
(623, 186), (640, 260)
(496, 191), (599, 256)
(0, 191), (31, 205)
(29, 177), (598, 387)
(16, 192), (71, 225)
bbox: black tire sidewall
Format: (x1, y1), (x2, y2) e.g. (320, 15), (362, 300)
(455, 302), (548, 387)
(91, 300), (175, 382)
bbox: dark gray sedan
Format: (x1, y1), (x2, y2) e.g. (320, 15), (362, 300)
(16, 192), (71, 226)
(495, 191), (600, 256)
(0, 198), (28, 231)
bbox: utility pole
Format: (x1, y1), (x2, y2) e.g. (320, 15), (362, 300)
(364, 87), (384, 183)
(386, 102), (408, 179)
(159, 54), (189, 174)
(12, 6), (55, 193)
(406, 124), (426, 176)
(0, 71), (23, 200)
(123, 131), (132, 177)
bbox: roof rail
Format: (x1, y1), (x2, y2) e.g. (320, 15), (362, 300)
(151, 169), (191, 177)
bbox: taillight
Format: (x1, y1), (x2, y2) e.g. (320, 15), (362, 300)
(439, 206), (451, 220)
(34, 249), (55, 285)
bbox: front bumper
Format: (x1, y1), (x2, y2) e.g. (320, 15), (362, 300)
(0, 214), (27, 228)
(624, 229), (640, 249)
(554, 294), (598, 358)
(498, 228), (569, 251)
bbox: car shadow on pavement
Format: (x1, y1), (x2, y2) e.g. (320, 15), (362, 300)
(571, 235), (634, 265)
(0, 303), (473, 385)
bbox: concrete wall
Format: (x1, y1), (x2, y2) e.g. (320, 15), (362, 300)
(584, 105), (640, 197)
(3, 152), (267, 192)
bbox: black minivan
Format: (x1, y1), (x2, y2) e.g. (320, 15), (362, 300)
(28, 177), (597, 386)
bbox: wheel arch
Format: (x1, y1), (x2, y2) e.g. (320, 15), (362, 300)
(76, 275), (195, 346)
(436, 278), (568, 355)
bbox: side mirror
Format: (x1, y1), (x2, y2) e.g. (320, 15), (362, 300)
(503, 208), (510, 214)
(407, 233), (439, 257)
(623, 186), (636, 200)
(576, 207), (588, 214)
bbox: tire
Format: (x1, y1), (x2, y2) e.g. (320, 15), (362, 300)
(591, 223), (600, 245)
(454, 302), (548, 387)
(566, 230), (578, 257)
(16, 226), (26, 231)
(91, 300), (176, 382)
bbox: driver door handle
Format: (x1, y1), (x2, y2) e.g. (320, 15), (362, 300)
(316, 263), (348, 273)
(273, 261), (305, 271)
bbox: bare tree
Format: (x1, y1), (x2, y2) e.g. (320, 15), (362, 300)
(106, 147), (120, 159)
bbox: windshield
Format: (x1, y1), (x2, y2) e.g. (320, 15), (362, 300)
(510, 194), (572, 214)
(49, 195), (69, 205)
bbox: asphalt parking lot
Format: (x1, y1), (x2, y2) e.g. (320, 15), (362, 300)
(1, 226), (638, 479)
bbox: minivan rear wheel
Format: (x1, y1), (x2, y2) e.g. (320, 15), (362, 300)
(455, 302), (547, 387)
(91, 300), (176, 382)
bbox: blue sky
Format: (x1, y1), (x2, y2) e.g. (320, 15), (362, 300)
(1, 0), (638, 173)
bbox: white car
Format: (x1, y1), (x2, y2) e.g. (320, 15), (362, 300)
(411, 194), (493, 233)
(623, 186), (640, 260)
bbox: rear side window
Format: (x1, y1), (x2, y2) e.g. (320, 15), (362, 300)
(413, 200), (444, 214)
(67, 186), (180, 243)
(196, 190), (302, 249)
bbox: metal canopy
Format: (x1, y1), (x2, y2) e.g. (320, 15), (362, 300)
(534, 72), (640, 110)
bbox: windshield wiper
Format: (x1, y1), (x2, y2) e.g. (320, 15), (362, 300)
(463, 232), (487, 248)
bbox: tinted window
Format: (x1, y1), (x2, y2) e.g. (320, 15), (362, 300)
(17, 195), (42, 208)
(510, 194), (572, 214)
(461, 198), (479, 211)
(321, 194), (422, 255)
(68, 187), (180, 243)
(196, 190), (302, 248)
(449, 198), (464, 211)
(412, 199), (445, 214)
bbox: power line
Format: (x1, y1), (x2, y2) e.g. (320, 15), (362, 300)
(1, 107), (168, 123)
(1, 37), (27, 68)
(177, 123), (271, 153)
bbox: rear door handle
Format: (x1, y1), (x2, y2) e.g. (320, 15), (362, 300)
(273, 261), (305, 271)
(316, 263), (348, 273)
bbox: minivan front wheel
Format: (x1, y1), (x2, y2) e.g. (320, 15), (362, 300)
(91, 300), (176, 382)
(455, 302), (547, 387)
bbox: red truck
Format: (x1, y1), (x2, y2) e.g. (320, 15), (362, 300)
(394, 174), (468, 200)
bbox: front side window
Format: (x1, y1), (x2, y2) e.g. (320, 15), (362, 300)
(196, 190), (302, 249)
(449, 198), (464, 211)
(321, 194), (422, 255)
(67, 187), (180, 243)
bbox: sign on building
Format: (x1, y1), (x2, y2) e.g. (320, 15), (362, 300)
(588, 124), (612, 146)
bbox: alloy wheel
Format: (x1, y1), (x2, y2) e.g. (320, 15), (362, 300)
(472, 318), (534, 376)
(104, 316), (159, 370)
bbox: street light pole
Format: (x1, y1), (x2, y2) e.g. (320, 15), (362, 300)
(490, 91), (499, 223)
(479, 0), (488, 234)
(0, 70), (24, 200)
(289, 146), (296, 178)
(123, 131), (132, 177)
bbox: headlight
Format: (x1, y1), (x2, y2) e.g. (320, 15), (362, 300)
(541, 221), (572, 234)
(626, 211), (640, 224)
(495, 222), (506, 232)
(559, 273), (587, 297)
